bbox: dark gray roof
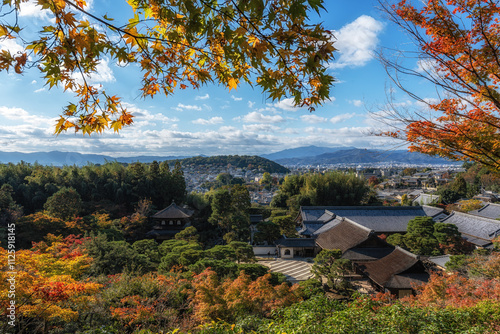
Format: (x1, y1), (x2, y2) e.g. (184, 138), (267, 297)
(152, 202), (192, 219)
(385, 273), (429, 289)
(297, 223), (324, 236)
(428, 255), (451, 269)
(276, 238), (316, 248)
(469, 203), (500, 220)
(342, 247), (395, 262)
(311, 216), (343, 235)
(300, 207), (335, 222)
(303, 206), (444, 233)
(356, 247), (428, 289)
(440, 211), (500, 247)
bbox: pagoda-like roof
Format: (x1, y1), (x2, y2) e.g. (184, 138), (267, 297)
(151, 201), (193, 220)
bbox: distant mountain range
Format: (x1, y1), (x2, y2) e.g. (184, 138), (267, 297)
(260, 145), (356, 160)
(0, 151), (193, 166)
(271, 147), (460, 166)
(0, 146), (460, 167)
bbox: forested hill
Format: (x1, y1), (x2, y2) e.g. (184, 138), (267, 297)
(175, 155), (290, 174)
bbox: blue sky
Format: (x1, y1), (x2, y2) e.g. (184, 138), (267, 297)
(0, 0), (430, 157)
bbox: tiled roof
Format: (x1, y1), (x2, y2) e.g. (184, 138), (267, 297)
(356, 247), (428, 289)
(412, 194), (440, 205)
(152, 202), (193, 219)
(428, 255), (451, 269)
(311, 216), (343, 235)
(300, 207), (336, 222)
(305, 206), (444, 233)
(315, 218), (373, 252)
(440, 211), (500, 247)
(469, 203), (500, 220)
(342, 247), (395, 262)
(297, 223), (325, 236)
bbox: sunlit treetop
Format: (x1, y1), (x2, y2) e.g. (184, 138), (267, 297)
(0, 0), (335, 135)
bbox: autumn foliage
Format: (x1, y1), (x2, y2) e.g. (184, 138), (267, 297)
(190, 268), (302, 323)
(0, 235), (100, 331)
(0, 0), (334, 134)
(381, 0), (500, 172)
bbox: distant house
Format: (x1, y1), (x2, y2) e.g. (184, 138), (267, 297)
(412, 193), (440, 206)
(440, 211), (500, 248)
(469, 203), (500, 219)
(146, 201), (193, 241)
(356, 247), (430, 298)
(472, 191), (499, 203)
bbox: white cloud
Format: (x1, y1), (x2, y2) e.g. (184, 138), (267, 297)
(300, 114), (328, 123)
(34, 87), (46, 93)
(31, 80), (37, 85)
(330, 113), (355, 124)
(18, 1), (53, 20)
(415, 59), (439, 75)
(350, 99), (363, 107)
(0, 39), (24, 55)
(239, 111), (285, 124)
(219, 126), (237, 132)
(89, 58), (115, 84)
(274, 98), (299, 112)
(329, 15), (384, 69)
(195, 94), (210, 100)
(192, 116), (224, 125)
(231, 95), (243, 101)
(248, 101), (255, 108)
(71, 58), (115, 86)
(173, 103), (203, 111)
(121, 103), (179, 128)
(0, 106), (54, 126)
(243, 124), (281, 132)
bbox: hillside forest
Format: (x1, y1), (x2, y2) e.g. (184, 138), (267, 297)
(1, 161), (500, 333)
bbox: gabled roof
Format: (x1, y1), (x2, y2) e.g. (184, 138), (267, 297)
(301, 206), (445, 233)
(315, 218), (373, 252)
(440, 211), (500, 247)
(152, 201), (192, 219)
(311, 216), (343, 235)
(299, 206), (336, 222)
(356, 247), (428, 289)
(342, 247), (395, 262)
(297, 223), (325, 236)
(469, 203), (500, 220)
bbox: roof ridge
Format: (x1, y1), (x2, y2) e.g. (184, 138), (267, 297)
(342, 217), (374, 234)
(453, 210), (500, 223)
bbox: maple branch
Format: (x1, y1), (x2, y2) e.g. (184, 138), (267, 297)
(63, 0), (218, 58)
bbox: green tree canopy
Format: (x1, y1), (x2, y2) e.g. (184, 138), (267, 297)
(43, 187), (82, 220)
